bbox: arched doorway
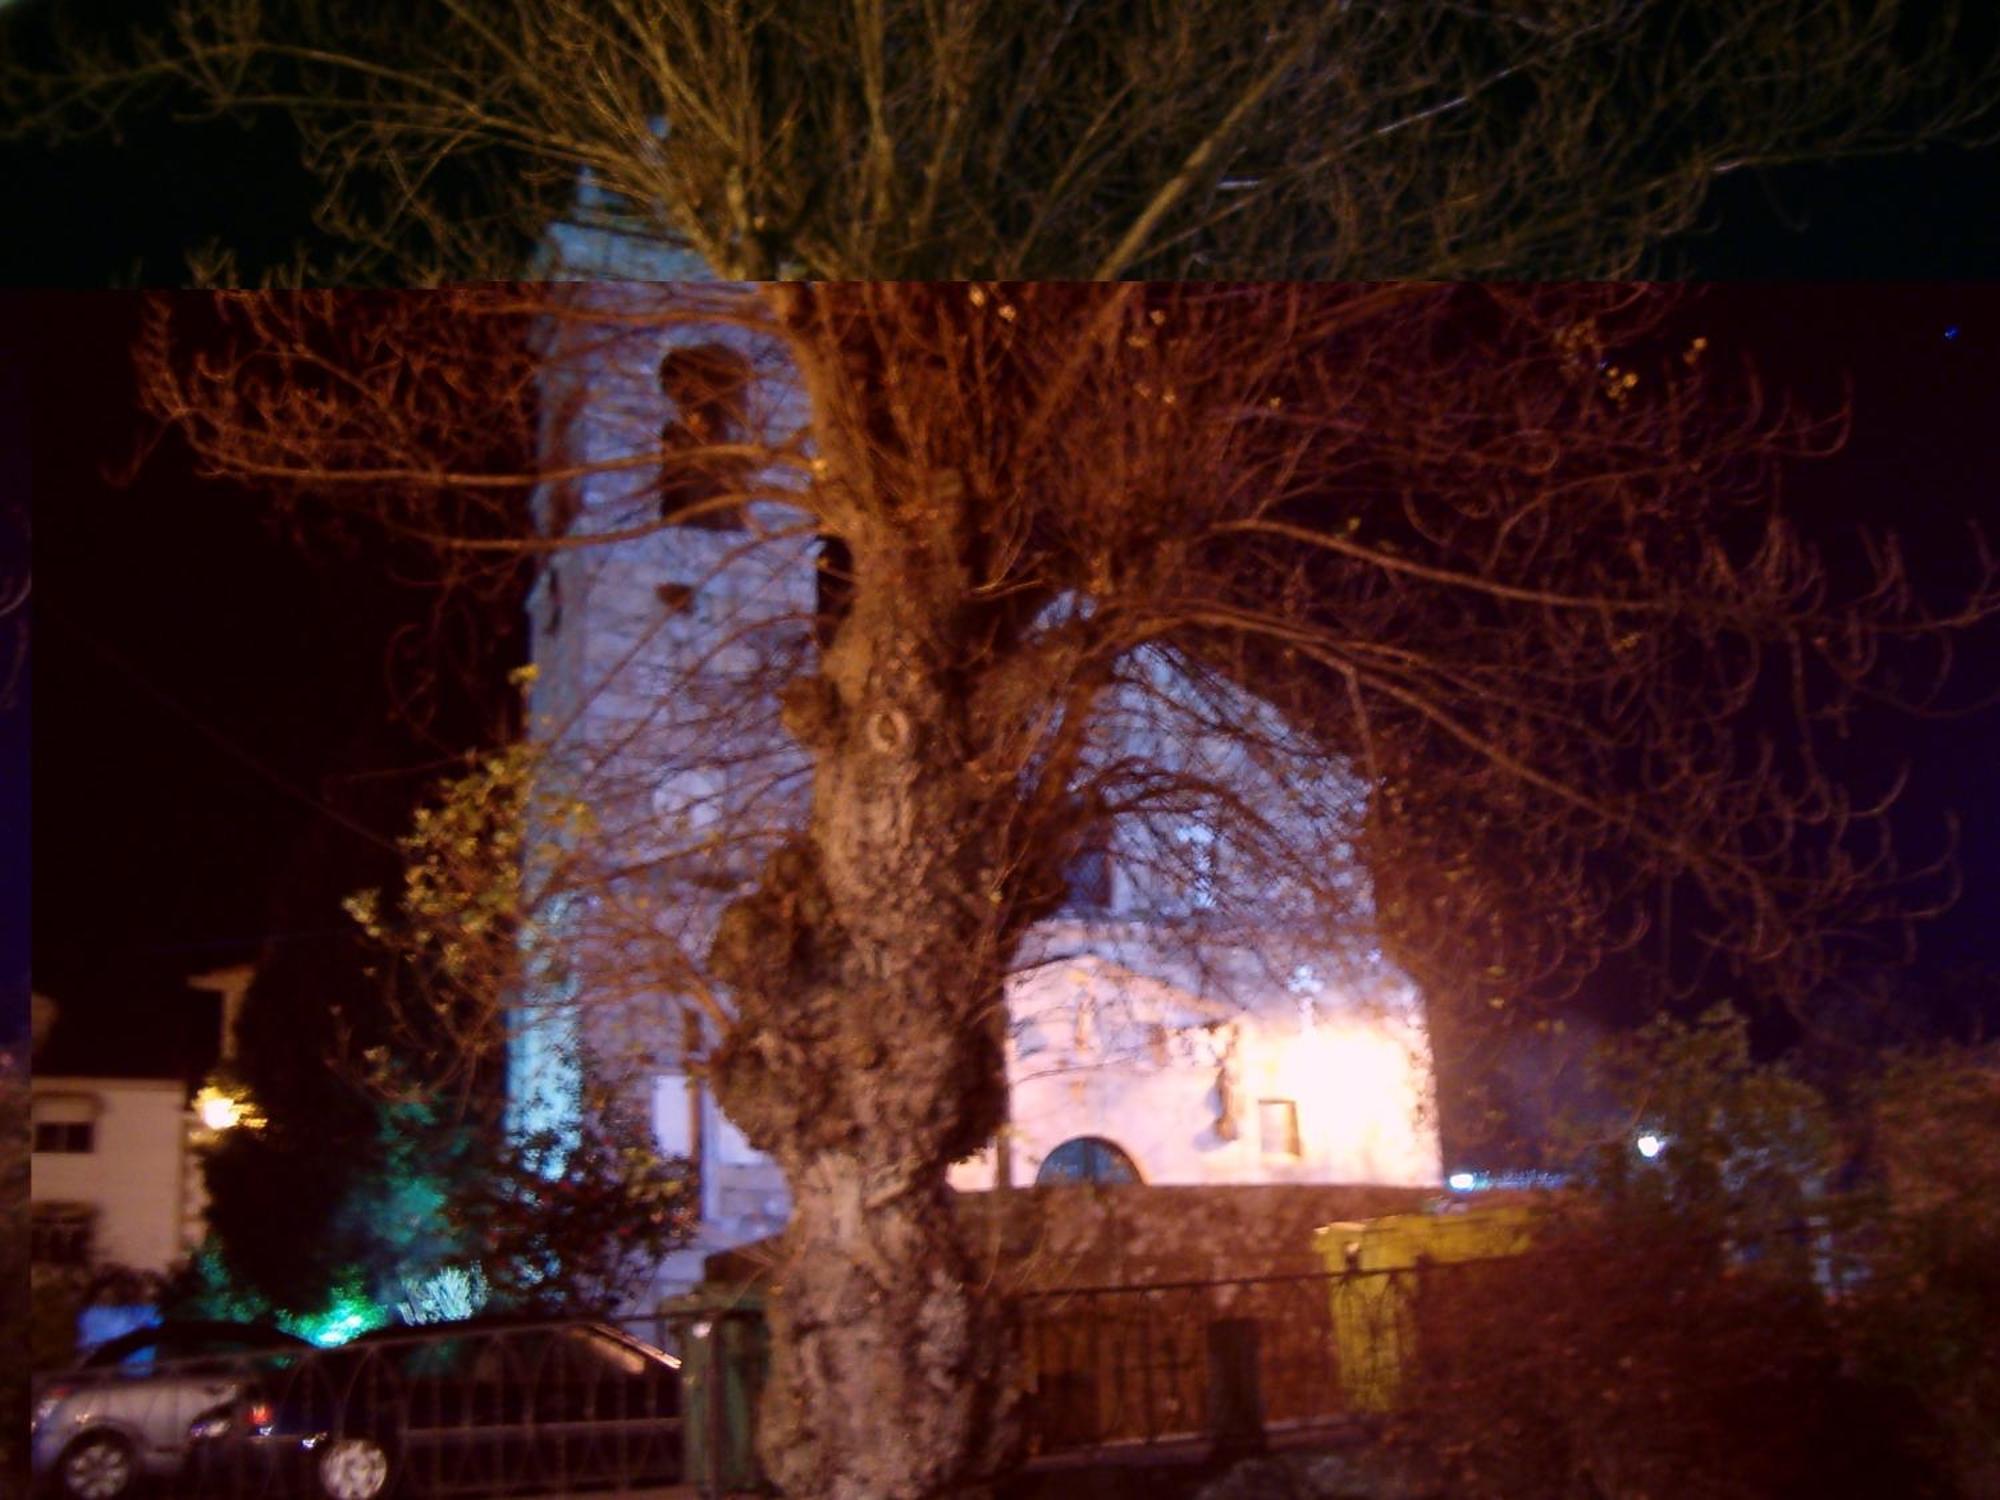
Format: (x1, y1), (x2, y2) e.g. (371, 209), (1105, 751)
(1035, 1136), (1143, 1186)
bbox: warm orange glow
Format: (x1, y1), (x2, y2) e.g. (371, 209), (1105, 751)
(193, 1084), (265, 1133)
(1275, 1016), (1436, 1183)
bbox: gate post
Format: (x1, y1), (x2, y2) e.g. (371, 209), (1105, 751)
(1206, 1317), (1267, 1458)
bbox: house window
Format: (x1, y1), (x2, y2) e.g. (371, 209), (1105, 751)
(1259, 1099), (1302, 1158)
(1036, 1136), (1142, 1186)
(652, 1074), (696, 1159)
(32, 1120), (95, 1154)
(31, 1203), (94, 1266)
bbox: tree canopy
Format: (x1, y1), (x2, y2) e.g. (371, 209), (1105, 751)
(11, 0), (1997, 281)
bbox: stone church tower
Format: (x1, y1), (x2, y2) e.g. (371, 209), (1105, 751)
(515, 269), (814, 1284)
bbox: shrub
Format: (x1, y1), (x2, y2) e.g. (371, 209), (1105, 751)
(1398, 1205), (1839, 1499)
(1390, 1008), (1850, 1498)
(1840, 1047), (2000, 1496)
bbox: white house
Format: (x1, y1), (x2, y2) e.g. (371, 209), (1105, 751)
(520, 230), (1441, 1292)
(30, 1075), (203, 1275)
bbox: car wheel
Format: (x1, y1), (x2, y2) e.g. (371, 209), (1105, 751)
(57, 1433), (138, 1500)
(315, 1435), (395, 1500)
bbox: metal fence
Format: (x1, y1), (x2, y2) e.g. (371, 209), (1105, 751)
(1017, 1264), (1437, 1459)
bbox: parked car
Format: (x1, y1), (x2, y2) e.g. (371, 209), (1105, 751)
(31, 1319), (314, 1499)
(192, 1317), (684, 1499)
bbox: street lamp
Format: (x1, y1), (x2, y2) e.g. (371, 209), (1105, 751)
(196, 1088), (244, 1131)
(192, 1082), (264, 1135)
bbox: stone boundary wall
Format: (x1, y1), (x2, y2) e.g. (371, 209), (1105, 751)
(958, 1183), (1437, 1290)
(705, 1183), (1439, 1292)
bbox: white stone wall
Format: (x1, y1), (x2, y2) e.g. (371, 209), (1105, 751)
(947, 949), (1438, 1194)
(30, 1078), (195, 1274)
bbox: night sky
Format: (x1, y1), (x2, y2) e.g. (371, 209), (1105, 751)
(4, 30), (2000, 1080)
(17, 294), (523, 1077)
(5, 0), (2000, 287)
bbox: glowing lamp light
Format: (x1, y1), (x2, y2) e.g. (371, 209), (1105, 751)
(196, 1088), (245, 1132)
(1635, 1132), (1666, 1160)
(1447, 1171), (1477, 1192)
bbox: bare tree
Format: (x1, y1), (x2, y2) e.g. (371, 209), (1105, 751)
(136, 282), (1995, 1495)
(14, 0), (1997, 281)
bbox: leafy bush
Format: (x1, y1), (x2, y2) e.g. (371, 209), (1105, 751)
(1400, 1210), (1839, 1499)
(386, 1078), (701, 1314)
(1839, 1046), (2000, 1496)
(1391, 1008), (1850, 1498)
(192, 739), (698, 1329)
(1383, 1018), (2000, 1497)
(181, 1079), (698, 1332)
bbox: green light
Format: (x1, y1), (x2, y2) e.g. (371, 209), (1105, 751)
(279, 1283), (387, 1348)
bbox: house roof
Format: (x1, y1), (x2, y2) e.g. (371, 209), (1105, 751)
(31, 1075), (186, 1095)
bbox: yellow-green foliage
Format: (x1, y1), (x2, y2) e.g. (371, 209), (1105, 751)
(345, 738), (597, 1091)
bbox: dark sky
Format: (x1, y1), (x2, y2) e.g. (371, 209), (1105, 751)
(1677, 286), (2000, 1029)
(2, 0), (2000, 285)
(3, 127), (2000, 289)
(17, 294), (519, 1077)
(1, 323), (28, 1053)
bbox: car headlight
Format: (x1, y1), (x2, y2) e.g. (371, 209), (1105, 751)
(190, 1413), (234, 1442)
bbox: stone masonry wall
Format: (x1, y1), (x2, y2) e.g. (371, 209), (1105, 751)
(706, 1182), (1438, 1292)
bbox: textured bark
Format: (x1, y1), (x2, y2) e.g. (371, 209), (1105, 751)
(709, 478), (1028, 1492)
(710, 806), (1022, 1496)
(759, 1161), (1016, 1498)
(710, 926), (1018, 1496)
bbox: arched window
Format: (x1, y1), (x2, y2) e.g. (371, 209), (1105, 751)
(1035, 1136), (1142, 1187)
(1062, 825), (1114, 912)
(658, 342), (753, 528)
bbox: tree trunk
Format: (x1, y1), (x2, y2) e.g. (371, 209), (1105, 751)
(701, 314), (1061, 1492)
(707, 802), (1022, 1494)
(709, 829), (1022, 1496)
(707, 653), (1025, 1493)
(757, 1154), (1017, 1498)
